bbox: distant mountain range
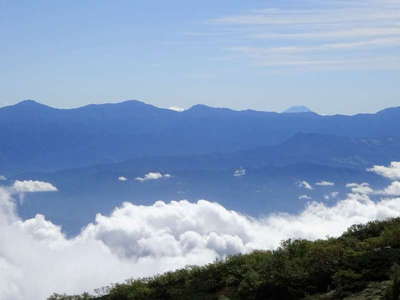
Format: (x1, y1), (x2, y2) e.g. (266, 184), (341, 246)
(1, 99), (400, 175)
(1, 99), (399, 234)
(28, 133), (399, 174)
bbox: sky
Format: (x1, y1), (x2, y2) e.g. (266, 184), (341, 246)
(0, 0), (399, 114)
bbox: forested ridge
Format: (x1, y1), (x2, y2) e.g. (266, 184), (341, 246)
(50, 218), (400, 300)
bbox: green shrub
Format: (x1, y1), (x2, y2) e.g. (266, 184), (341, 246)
(49, 218), (400, 300)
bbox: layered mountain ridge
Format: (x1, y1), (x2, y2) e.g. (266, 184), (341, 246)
(1, 99), (399, 174)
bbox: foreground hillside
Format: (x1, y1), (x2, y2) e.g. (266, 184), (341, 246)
(50, 218), (400, 300)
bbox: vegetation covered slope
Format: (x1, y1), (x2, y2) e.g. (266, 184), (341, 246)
(49, 218), (400, 300)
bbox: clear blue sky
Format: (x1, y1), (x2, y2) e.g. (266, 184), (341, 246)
(0, 0), (399, 114)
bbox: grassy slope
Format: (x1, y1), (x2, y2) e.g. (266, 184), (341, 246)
(49, 218), (400, 300)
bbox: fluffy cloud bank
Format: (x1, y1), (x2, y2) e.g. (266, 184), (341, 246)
(135, 172), (171, 182)
(1, 163), (400, 299)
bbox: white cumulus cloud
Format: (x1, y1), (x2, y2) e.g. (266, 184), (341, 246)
(118, 176), (128, 182)
(0, 175), (6, 181)
(135, 172), (171, 182)
(369, 162), (400, 180)
(12, 180), (58, 193)
(376, 181), (400, 196)
(346, 182), (374, 194)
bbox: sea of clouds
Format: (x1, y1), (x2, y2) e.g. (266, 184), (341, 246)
(1, 162), (400, 299)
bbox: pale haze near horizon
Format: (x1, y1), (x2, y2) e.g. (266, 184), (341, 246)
(0, 0), (399, 115)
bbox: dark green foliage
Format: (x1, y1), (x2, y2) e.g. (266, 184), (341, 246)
(384, 264), (400, 300)
(48, 292), (93, 299)
(51, 218), (400, 300)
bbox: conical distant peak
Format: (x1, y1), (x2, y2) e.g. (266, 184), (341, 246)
(282, 105), (313, 114)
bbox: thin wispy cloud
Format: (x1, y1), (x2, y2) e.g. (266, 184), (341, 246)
(252, 28), (400, 40)
(209, 0), (400, 70)
(233, 168), (246, 177)
(297, 180), (313, 190)
(316, 181), (335, 187)
(233, 37), (400, 54)
(324, 192), (339, 200)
